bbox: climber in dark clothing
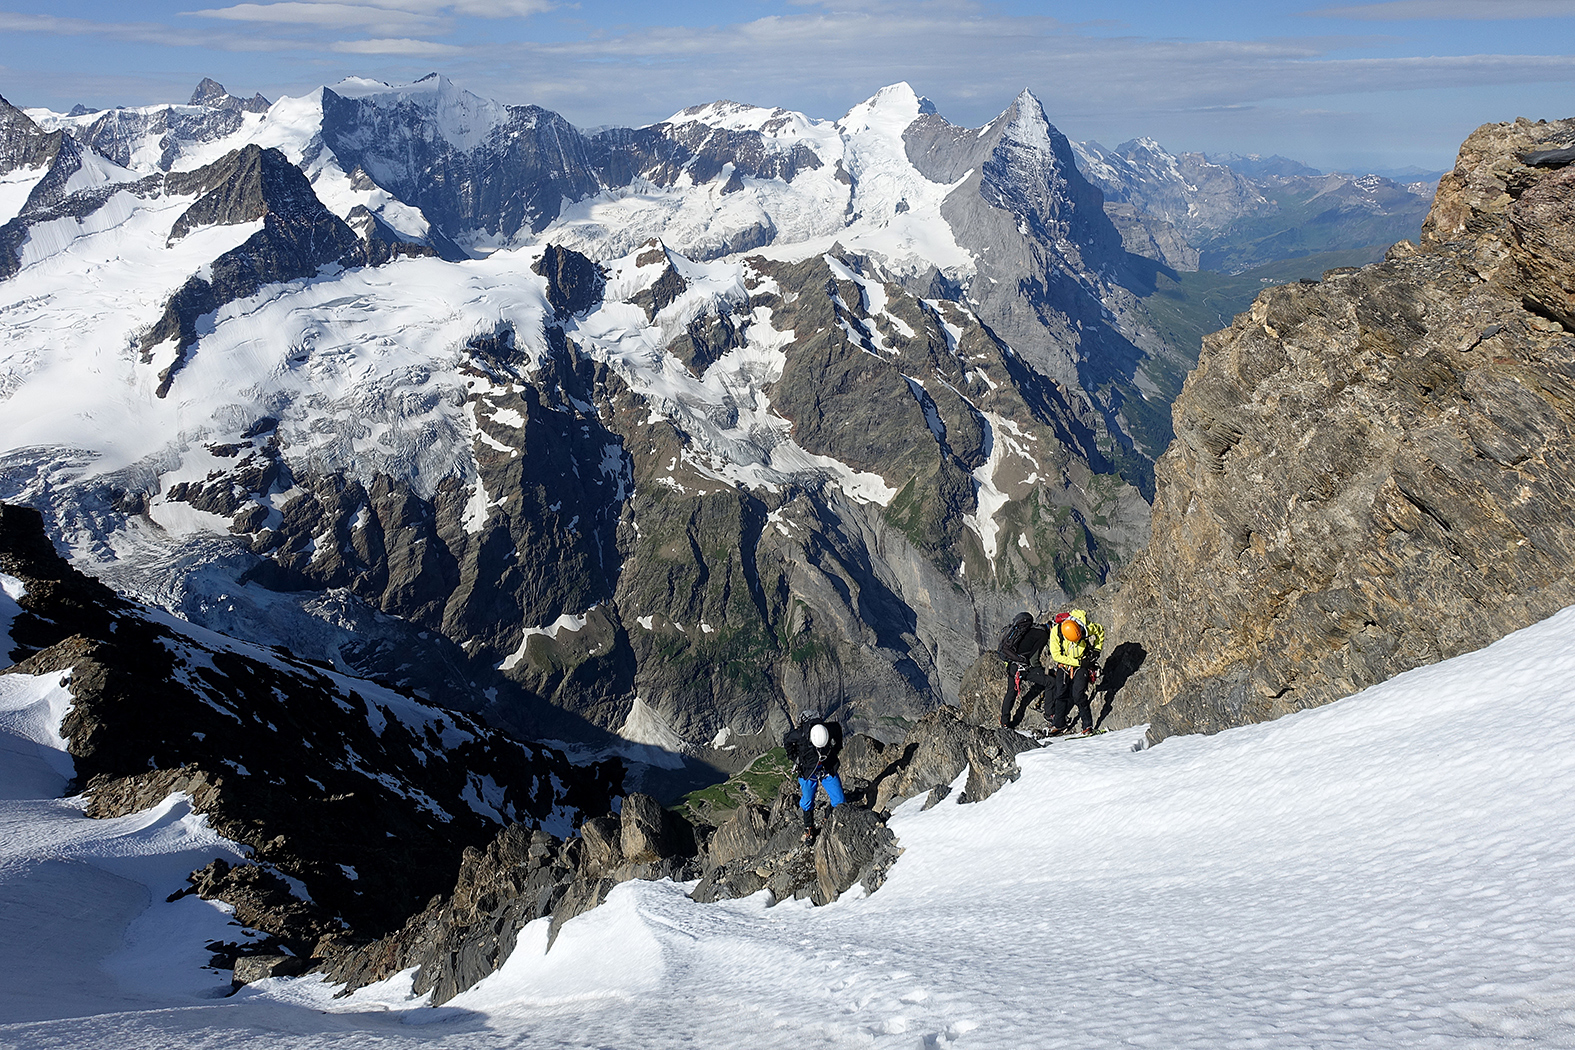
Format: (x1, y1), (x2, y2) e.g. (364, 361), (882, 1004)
(997, 613), (1053, 727)
(783, 714), (844, 843)
(1000, 662), (1055, 726)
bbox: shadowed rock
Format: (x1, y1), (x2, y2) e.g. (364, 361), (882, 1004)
(0, 501), (621, 958)
(341, 704), (1045, 1004)
(533, 243), (605, 318)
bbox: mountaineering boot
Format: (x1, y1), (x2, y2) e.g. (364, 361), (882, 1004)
(801, 826), (817, 844)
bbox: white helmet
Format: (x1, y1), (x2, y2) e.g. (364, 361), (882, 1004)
(810, 723), (830, 748)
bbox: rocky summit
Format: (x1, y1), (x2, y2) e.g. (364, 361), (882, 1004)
(1095, 117), (1575, 743)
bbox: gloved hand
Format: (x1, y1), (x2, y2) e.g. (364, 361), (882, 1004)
(1088, 665), (1100, 686)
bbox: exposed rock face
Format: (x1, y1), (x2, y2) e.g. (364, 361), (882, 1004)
(584, 251), (1147, 742)
(189, 77), (271, 114)
(1100, 116), (1575, 743)
(865, 706), (1042, 811)
(314, 80), (833, 250)
(906, 91), (1192, 476)
(339, 706), (1040, 1005)
(0, 96), (124, 281)
(319, 77), (602, 241)
(77, 100), (246, 171)
(0, 94), (68, 176)
(533, 242), (605, 317)
(1075, 138), (1274, 261)
(0, 501), (622, 947)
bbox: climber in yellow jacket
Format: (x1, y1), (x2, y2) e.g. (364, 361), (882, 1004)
(1046, 608), (1104, 736)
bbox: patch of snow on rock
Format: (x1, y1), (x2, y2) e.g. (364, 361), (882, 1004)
(614, 696), (689, 770)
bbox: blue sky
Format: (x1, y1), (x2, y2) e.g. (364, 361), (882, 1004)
(2, 0), (1572, 173)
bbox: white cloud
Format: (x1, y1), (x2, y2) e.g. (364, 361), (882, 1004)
(187, 0), (551, 24)
(0, 10), (306, 51)
(331, 36), (465, 54)
(1307, 0), (1575, 19)
(488, 6), (1575, 126)
(451, 0), (554, 15)
(186, 2), (443, 30)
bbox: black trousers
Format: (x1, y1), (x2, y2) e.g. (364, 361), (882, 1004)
(999, 665), (1053, 724)
(1049, 665), (1093, 731)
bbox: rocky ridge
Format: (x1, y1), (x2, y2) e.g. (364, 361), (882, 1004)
(1095, 116), (1575, 743)
(329, 704), (1042, 1005)
(0, 501), (622, 963)
(3, 493), (1055, 1001)
(142, 143), (432, 395)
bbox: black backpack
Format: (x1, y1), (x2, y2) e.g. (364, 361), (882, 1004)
(996, 613), (1049, 665)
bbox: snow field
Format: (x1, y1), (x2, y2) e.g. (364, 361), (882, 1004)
(5, 606), (1575, 1046)
(0, 165), (48, 226)
(0, 673), (252, 1025)
(0, 573), (25, 664)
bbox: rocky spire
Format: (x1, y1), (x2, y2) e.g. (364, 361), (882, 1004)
(189, 77), (270, 114)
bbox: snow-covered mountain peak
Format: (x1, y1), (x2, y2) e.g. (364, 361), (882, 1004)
(998, 88), (1058, 155)
(837, 82), (931, 137)
(662, 98), (832, 150)
(325, 73), (507, 152)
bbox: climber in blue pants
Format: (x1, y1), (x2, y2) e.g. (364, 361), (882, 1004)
(784, 714), (844, 844)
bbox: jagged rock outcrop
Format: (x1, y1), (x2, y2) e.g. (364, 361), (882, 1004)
(337, 706), (1041, 1005)
(1099, 116), (1575, 743)
(318, 75), (603, 241)
(864, 706), (1042, 810)
(0, 95), (130, 280)
(0, 501), (622, 952)
(189, 77), (271, 114)
(533, 242), (605, 317)
(0, 93), (68, 176)
(68, 77), (273, 176)
(77, 98), (247, 172)
(324, 793), (702, 1003)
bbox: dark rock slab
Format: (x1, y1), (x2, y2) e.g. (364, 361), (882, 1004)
(233, 954), (308, 985)
(533, 243), (605, 318)
(813, 804), (903, 903)
(870, 707), (1040, 812)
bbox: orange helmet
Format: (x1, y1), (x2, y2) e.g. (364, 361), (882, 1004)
(1060, 619), (1083, 642)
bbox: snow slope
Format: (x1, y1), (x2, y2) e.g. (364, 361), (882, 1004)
(0, 672), (252, 1024)
(5, 604), (1575, 1046)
